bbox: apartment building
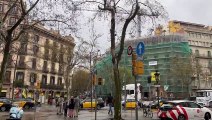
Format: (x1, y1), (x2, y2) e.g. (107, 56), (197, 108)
(0, 0), (75, 101)
(164, 21), (212, 90)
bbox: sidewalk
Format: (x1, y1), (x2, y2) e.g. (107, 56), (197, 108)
(35, 104), (160, 120)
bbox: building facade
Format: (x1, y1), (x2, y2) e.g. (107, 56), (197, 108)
(0, 0), (75, 102)
(163, 21), (212, 91)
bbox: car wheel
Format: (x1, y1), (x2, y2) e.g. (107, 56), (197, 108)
(178, 115), (186, 120)
(24, 105), (30, 109)
(1, 106), (6, 111)
(204, 112), (211, 120)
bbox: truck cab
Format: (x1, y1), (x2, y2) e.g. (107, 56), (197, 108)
(196, 90), (212, 107)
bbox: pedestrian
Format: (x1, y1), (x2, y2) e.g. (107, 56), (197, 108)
(107, 94), (113, 115)
(57, 96), (64, 115)
(63, 98), (68, 117)
(74, 96), (80, 117)
(68, 97), (75, 118)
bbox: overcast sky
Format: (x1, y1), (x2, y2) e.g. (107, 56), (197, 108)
(80, 0), (212, 53)
(158, 0), (212, 26)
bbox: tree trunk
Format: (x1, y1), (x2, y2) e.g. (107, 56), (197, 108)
(113, 63), (122, 120)
(0, 34), (12, 92)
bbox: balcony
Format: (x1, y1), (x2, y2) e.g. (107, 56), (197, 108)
(40, 84), (64, 90)
(17, 63), (26, 69)
(195, 54), (212, 59)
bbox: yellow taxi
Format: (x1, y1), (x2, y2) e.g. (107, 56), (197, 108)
(125, 99), (137, 109)
(80, 99), (97, 108)
(13, 98), (35, 109)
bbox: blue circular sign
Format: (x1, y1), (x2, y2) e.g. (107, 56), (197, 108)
(136, 42), (145, 56)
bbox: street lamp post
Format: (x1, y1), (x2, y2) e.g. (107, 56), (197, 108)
(154, 70), (160, 109)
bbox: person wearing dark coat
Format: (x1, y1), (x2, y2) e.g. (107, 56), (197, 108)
(68, 97), (75, 118)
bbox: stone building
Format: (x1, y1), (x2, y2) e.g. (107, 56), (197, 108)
(0, 0), (75, 102)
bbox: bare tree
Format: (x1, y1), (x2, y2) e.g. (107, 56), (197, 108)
(75, 0), (167, 119)
(0, 0), (80, 91)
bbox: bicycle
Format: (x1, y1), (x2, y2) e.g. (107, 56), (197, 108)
(143, 105), (153, 118)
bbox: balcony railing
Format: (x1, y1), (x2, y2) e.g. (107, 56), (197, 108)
(40, 84), (64, 90)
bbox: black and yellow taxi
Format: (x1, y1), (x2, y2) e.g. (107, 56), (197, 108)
(0, 98), (12, 111)
(13, 98), (35, 109)
(80, 98), (105, 110)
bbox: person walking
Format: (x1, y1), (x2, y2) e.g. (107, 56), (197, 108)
(74, 96), (80, 117)
(63, 98), (68, 117)
(57, 96), (64, 115)
(68, 97), (75, 118)
(107, 94), (113, 115)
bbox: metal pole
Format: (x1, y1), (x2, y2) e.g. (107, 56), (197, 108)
(94, 85), (97, 120)
(157, 79), (160, 109)
(135, 75), (138, 120)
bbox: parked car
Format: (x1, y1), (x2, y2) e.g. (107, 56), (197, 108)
(158, 100), (212, 120)
(13, 98), (35, 109)
(80, 98), (104, 110)
(0, 98), (12, 111)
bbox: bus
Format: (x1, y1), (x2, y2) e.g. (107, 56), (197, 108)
(196, 90), (212, 107)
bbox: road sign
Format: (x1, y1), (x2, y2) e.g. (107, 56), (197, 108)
(127, 46), (133, 55)
(136, 42), (145, 56)
(149, 61), (157, 66)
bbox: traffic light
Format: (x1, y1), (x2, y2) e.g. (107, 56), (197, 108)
(147, 76), (151, 83)
(136, 61), (144, 75)
(132, 53), (137, 75)
(92, 74), (96, 85)
(98, 78), (103, 85)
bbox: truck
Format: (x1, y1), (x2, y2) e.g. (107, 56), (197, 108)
(196, 90), (212, 107)
(122, 83), (141, 101)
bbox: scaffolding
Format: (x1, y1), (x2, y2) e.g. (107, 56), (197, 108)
(96, 35), (192, 99)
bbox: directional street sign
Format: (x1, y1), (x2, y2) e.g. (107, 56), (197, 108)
(136, 42), (145, 56)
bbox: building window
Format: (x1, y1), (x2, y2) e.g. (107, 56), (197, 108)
(16, 72), (24, 81)
(43, 61), (47, 70)
(208, 51), (211, 58)
(9, 6), (17, 14)
(58, 77), (62, 85)
(195, 50), (199, 56)
(32, 58), (36, 69)
(9, 17), (16, 25)
(18, 56), (25, 66)
(50, 76), (55, 85)
(51, 62), (55, 72)
(33, 45), (39, 55)
(5, 71), (11, 83)
(34, 35), (39, 43)
(30, 73), (36, 83)
(42, 75), (47, 85)
(0, 4), (3, 12)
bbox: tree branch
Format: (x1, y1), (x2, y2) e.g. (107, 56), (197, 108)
(117, 2), (140, 62)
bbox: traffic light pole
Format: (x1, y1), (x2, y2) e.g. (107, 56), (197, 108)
(134, 75), (138, 120)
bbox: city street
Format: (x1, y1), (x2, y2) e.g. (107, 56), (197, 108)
(0, 104), (159, 120)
